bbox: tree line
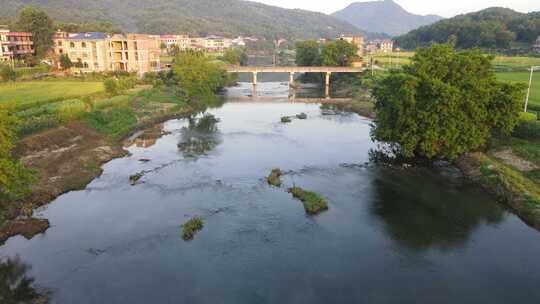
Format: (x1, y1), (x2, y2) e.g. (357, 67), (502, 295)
(395, 8), (540, 52)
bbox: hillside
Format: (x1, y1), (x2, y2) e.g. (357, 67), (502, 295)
(395, 7), (540, 51)
(0, 0), (362, 39)
(332, 0), (442, 36)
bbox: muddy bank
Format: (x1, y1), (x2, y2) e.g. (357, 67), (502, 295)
(1, 109), (194, 244)
(456, 152), (540, 231)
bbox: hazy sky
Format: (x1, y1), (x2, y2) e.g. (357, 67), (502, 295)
(251, 0), (540, 18)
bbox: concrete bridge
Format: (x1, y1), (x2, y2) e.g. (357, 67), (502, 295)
(226, 66), (365, 97)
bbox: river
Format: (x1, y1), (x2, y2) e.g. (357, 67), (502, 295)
(1, 82), (540, 303)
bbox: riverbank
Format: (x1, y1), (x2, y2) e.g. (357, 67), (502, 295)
(0, 86), (201, 244)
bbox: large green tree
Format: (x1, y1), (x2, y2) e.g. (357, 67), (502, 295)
(320, 40), (358, 67)
(15, 6), (55, 58)
(372, 43), (525, 160)
(172, 51), (227, 98)
(295, 40), (320, 66)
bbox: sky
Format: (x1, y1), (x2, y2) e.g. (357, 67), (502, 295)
(251, 0), (540, 18)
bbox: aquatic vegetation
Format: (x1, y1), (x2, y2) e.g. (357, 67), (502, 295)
(288, 187), (329, 215)
(281, 116), (292, 123)
(182, 217), (204, 241)
(296, 113), (308, 120)
(129, 172), (145, 185)
(267, 168), (283, 187)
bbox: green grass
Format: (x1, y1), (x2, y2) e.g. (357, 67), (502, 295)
(490, 137), (540, 166)
(496, 71), (540, 111)
(288, 187), (329, 215)
(182, 217), (204, 241)
(493, 56), (540, 71)
(0, 81), (104, 106)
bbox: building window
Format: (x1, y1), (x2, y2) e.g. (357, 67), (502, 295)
(82, 42), (87, 48)
(83, 62), (89, 68)
(57, 40), (62, 46)
(70, 42), (75, 48)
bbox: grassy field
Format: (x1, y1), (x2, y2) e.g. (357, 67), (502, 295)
(371, 52), (540, 71)
(0, 81), (104, 106)
(496, 72), (540, 111)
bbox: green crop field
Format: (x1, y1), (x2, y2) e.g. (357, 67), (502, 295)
(493, 56), (540, 70)
(0, 81), (104, 106)
(497, 71), (540, 111)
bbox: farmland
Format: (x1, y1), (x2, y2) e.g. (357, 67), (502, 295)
(496, 71), (540, 111)
(0, 81), (104, 106)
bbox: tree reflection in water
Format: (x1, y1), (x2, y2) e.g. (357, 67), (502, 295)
(370, 166), (505, 251)
(0, 256), (50, 303)
(177, 114), (222, 159)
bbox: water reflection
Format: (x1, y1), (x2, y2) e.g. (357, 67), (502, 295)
(177, 114), (222, 159)
(0, 256), (49, 303)
(370, 167), (505, 251)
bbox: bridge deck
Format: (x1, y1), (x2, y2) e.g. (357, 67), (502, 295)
(226, 66), (364, 73)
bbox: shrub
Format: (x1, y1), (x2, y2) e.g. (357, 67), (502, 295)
(288, 187), (329, 215)
(281, 116), (292, 123)
(0, 64), (17, 82)
(103, 78), (119, 96)
(16, 115), (60, 136)
(519, 112), (538, 122)
(182, 217), (204, 240)
(267, 168), (282, 187)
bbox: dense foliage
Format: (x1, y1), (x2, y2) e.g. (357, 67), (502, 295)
(13, 6), (55, 58)
(0, 0), (362, 40)
(220, 48), (248, 66)
(0, 106), (34, 220)
(296, 40), (358, 67)
(0, 64), (17, 82)
(372, 44), (526, 160)
(296, 41), (321, 66)
(320, 40), (359, 67)
(396, 8), (540, 52)
(172, 51), (228, 98)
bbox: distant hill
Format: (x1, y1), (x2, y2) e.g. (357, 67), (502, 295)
(332, 0), (442, 36)
(395, 8), (540, 51)
(0, 0), (363, 39)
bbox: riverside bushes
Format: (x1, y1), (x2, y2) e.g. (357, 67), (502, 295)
(0, 106), (35, 223)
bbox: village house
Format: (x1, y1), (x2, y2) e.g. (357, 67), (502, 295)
(53, 31), (161, 75)
(0, 26), (34, 62)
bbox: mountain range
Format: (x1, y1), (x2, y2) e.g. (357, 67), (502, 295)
(332, 0), (443, 36)
(0, 0), (363, 39)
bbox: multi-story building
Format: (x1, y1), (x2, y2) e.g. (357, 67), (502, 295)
(108, 34), (161, 75)
(203, 35), (232, 52)
(0, 26), (34, 62)
(53, 31), (161, 75)
(366, 39), (394, 54)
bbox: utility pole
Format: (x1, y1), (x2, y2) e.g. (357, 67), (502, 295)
(525, 66), (539, 112)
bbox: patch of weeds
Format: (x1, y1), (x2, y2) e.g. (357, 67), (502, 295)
(281, 116), (292, 123)
(288, 187), (329, 215)
(182, 217), (204, 241)
(129, 172), (145, 185)
(267, 168), (282, 187)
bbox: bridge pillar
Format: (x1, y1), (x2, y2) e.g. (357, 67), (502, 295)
(252, 72), (258, 86)
(325, 72), (332, 98)
(289, 72), (295, 86)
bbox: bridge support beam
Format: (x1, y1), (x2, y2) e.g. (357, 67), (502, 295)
(325, 72), (332, 98)
(252, 72), (258, 86)
(289, 72), (295, 86)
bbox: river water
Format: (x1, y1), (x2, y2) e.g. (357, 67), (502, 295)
(2, 82), (540, 303)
